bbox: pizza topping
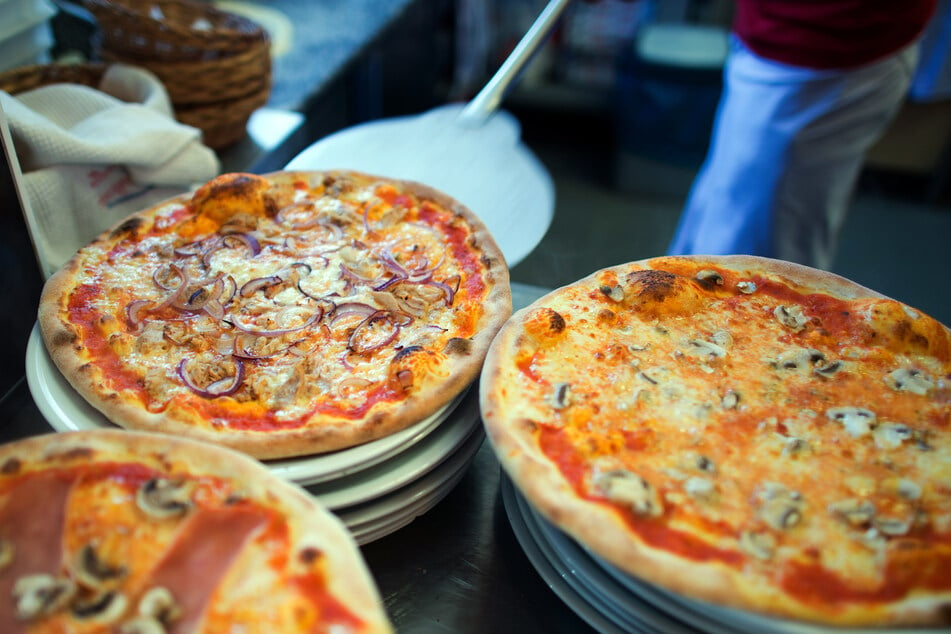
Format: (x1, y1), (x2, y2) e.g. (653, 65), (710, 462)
(873, 422), (914, 449)
(694, 269), (723, 286)
(873, 516), (912, 536)
(72, 589), (129, 622)
(136, 586), (181, 627)
(684, 338), (728, 360)
(176, 357), (246, 399)
(136, 478), (193, 519)
(599, 284), (625, 302)
(736, 280), (757, 294)
(774, 305), (809, 332)
(74, 544), (126, 589)
(826, 407), (876, 437)
(772, 347), (825, 373)
(13, 573), (77, 620)
(829, 498), (876, 527)
(721, 390), (740, 409)
(550, 382), (572, 410)
(883, 367), (934, 395)
(813, 359), (844, 378)
(739, 530), (776, 560)
(590, 469), (664, 518)
(754, 482), (804, 530)
(684, 476), (716, 500)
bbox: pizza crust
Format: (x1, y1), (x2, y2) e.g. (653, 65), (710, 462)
(0, 429), (393, 632)
(481, 255), (951, 627)
(38, 170), (511, 459)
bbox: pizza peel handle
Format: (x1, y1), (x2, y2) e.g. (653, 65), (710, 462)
(286, 0), (572, 268)
(457, 0), (573, 125)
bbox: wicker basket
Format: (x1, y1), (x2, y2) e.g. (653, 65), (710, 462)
(85, 0), (267, 62)
(84, 0), (272, 149)
(175, 83), (270, 149)
(99, 36), (270, 106)
(0, 63), (106, 95)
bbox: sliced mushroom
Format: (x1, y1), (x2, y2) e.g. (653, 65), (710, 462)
(13, 574), (77, 620)
(590, 469), (664, 518)
(828, 499), (876, 527)
(549, 382), (572, 410)
(772, 348), (825, 372)
(873, 422), (914, 449)
(826, 407), (877, 437)
(739, 530), (775, 560)
(736, 281), (757, 294)
(813, 359), (843, 378)
(721, 390), (740, 410)
(72, 590), (128, 623)
(774, 305), (808, 332)
(138, 586), (180, 625)
(684, 339), (727, 360)
(74, 544), (126, 589)
(874, 517), (911, 536)
(695, 270), (724, 286)
(136, 478), (192, 519)
(883, 368), (934, 395)
(119, 616), (166, 634)
(755, 483), (804, 530)
(0, 538), (13, 570)
(599, 284), (625, 302)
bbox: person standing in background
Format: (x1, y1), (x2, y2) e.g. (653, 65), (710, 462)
(667, 0), (937, 270)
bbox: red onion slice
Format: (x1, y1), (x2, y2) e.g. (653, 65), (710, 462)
(348, 311), (400, 354)
(177, 358), (245, 398)
(230, 306), (320, 337)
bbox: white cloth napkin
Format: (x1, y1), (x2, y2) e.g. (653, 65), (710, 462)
(0, 63), (220, 277)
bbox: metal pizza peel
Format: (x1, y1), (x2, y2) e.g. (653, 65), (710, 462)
(286, 0), (571, 267)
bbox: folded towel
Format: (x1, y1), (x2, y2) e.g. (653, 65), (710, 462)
(1, 63), (220, 277)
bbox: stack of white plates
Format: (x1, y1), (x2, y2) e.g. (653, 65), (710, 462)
(501, 477), (944, 634)
(24, 323), (483, 544)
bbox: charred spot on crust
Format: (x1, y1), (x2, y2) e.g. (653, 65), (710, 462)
(532, 308), (566, 334)
(298, 547), (323, 565)
(51, 447), (94, 462)
(49, 328), (77, 348)
(443, 338), (472, 355)
(110, 217), (146, 239)
(623, 270), (679, 303)
(1, 457), (21, 474)
(393, 345), (423, 362)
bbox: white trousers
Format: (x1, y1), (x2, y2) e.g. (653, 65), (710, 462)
(667, 38), (919, 270)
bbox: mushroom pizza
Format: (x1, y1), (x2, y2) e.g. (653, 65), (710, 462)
(0, 430), (393, 632)
(481, 255), (951, 627)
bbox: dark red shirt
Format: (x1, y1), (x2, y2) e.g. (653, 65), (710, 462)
(733, 0), (937, 69)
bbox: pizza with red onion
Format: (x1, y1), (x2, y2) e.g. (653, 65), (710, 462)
(0, 429), (393, 632)
(39, 171), (510, 459)
(481, 255), (951, 627)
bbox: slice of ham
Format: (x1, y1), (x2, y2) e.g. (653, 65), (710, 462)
(0, 471), (75, 633)
(142, 505), (269, 633)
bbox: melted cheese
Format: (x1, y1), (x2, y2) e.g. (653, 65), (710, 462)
(495, 258), (951, 615)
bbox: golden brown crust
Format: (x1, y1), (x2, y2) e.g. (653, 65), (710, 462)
(38, 170), (511, 459)
(0, 429), (393, 632)
(481, 255), (951, 627)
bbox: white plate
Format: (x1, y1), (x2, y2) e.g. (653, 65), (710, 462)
(26, 323), (465, 485)
(306, 387), (480, 509)
(528, 500), (697, 634)
(500, 476), (628, 634)
(341, 424), (485, 545)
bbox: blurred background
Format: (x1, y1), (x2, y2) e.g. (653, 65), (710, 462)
(2, 0), (950, 395)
